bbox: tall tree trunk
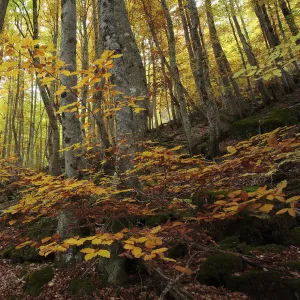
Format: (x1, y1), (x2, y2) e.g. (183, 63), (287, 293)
(2, 77), (12, 159)
(186, 0), (226, 157)
(99, 0), (149, 188)
(60, 0), (83, 178)
(205, 0), (244, 118)
(229, 0), (273, 106)
(254, 0), (294, 92)
(0, 0), (9, 32)
(160, 0), (193, 154)
(32, 0), (61, 175)
(278, 0), (299, 44)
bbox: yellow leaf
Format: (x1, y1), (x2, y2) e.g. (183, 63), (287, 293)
(144, 253), (156, 261)
(96, 249), (110, 258)
(132, 247), (143, 258)
(134, 237), (148, 243)
(101, 239), (114, 245)
(170, 145), (183, 151)
(227, 146), (237, 154)
(288, 209), (296, 217)
(150, 225), (161, 234)
(276, 208), (289, 215)
(151, 248), (168, 254)
(124, 243), (135, 250)
(114, 232), (124, 240)
(64, 238), (82, 246)
(259, 204), (274, 213)
(92, 238), (103, 245)
(80, 248), (95, 254)
(162, 257), (176, 262)
(145, 240), (155, 249)
(141, 151), (153, 157)
(174, 266), (193, 275)
(111, 54), (123, 59)
(8, 219), (17, 225)
(41, 237), (52, 244)
(85, 253), (98, 261)
(276, 180), (287, 195)
(286, 196), (300, 203)
(266, 195), (274, 201)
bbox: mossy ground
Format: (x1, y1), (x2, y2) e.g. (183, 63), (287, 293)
(24, 266), (54, 296)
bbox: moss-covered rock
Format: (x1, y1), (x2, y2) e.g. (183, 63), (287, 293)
(225, 271), (296, 300)
(287, 260), (300, 271)
(68, 277), (96, 296)
(19, 261), (31, 278)
(167, 242), (188, 259)
(26, 217), (58, 240)
(2, 246), (44, 264)
(269, 108), (299, 125)
(197, 253), (244, 286)
(144, 214), (170, 226)
(230, 107), (299, 139)
(1, 246), (15, 259)
(284, 228), (300, 246)
(96, 244), (128, 285)
(231, 116), (260, 139)
(24, 266), (54, 296)
(218, 236), (240, 250)
(254, 244), (286, 253)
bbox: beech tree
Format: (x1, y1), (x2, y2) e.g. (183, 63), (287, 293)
(99, 0), (149, 187)
(0, 0), (9, 33)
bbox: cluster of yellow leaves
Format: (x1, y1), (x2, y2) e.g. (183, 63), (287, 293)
(207, 179), (300, 219)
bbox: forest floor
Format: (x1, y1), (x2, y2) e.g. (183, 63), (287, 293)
(0, 87), (300, 299)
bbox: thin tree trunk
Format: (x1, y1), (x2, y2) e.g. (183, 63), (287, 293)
(60, 0), (83, 178)
(0, 0), (9, 33)
(160, 0), (193, 155)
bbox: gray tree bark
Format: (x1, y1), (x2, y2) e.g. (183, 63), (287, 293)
(0, 0), (9, 33)
(99, 0), (148, 188)
(60, 0), (83, 178)
(205, 0), (244, 119)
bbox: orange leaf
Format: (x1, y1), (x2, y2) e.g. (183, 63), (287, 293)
(174, 266), (193, 275)
(288, 209), (296, 217)
(267, 133), (278, 147)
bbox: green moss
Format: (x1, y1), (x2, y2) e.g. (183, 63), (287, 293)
(225, 271), (295, 300)
(231, 116), (260, 138)
(284, 228), (300, 246)
(145, 214), (169, 226)
(1, 246), (14, 259)
(197, 253), (244, 286)
(68, 277), (96, 296)
(168, 242), (188, 259)
(230, 108), (298, 139)
(218, 236), (240, 250)
(19, 262), (31, 278)
(287, 260), (300, 271)
(269, 108), (299, 125)
(24, 266), (54, 296)
(260, 118), (284, 132)
(254, 244), (286, 253)
(244, 186), (259, 193)
(26, 217), (58, 240)
(236, 243), (254, 255)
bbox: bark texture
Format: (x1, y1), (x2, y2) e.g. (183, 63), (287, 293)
(60, 0), (83, 178)
(99, 0), (148, 187)
(0, 0), (9, 33)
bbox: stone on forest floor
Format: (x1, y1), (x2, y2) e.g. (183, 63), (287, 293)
(197, 253), (244, 286)
(23, 266), (54, 296)
(67, 276), (97, 296)
(225, 271), (298, 300)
